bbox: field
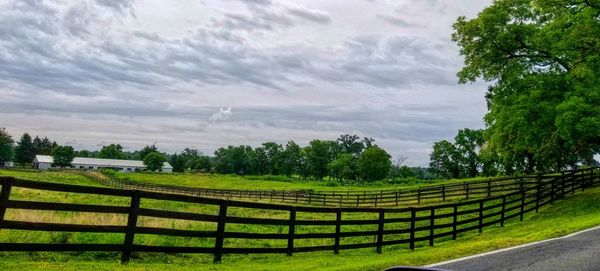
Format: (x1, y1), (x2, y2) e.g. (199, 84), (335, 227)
(108, 171), (495, 192)
(0, 170), (599, 271)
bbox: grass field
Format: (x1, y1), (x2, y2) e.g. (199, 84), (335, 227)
(105, 171), (496, 192)
(0, 170), (599, 271)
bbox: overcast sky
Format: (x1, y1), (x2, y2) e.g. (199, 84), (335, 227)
(0, 0), (493, 166)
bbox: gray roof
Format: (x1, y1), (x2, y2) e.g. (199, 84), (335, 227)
(34, 155), (173, 169)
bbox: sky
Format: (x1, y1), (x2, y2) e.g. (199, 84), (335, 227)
(0, 0), (493, 166)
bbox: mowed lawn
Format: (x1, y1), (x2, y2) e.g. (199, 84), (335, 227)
(0, 170), (599, 270)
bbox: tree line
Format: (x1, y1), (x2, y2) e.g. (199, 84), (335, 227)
(0, 129), (398, 181)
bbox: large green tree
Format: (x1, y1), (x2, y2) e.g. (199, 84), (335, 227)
(454, 129), (485, 177)
(51, 145), (75, 168)
(453, 0), (600, 172)
(429, 140), (460, 179)
(143, 152), (166, 172)
(357, 146), (391, 181)
(0, 128), (14, 167)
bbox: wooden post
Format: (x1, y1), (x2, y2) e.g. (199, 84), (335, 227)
(465, 183), (469, 200)
(417, 189), (421, 204)
(442, 185), (446, 201)
(487, 181), (491, 197)
(376, 209), (384, 254)
(356, 195), (360, 207)
(536, 175), (541, 212)
(375, 194), (378, 207)
(452, 204), (458, 240)
(334, 209), (342, 254)
(550, 179), (555, 205)
(121, 191), (141, 264)
(478, 200), (483, 233)
(561, 172), (565, 198)
(519, 190), (525, 222)
(409, 208), (416, 250)
(429, 208), (435, 246)
(214, 201), (228, 263)
(395, 191), (399, 206)
(0, 178), (14, 230)
(287, 207), (296, 256)
(500, 196), (506, 227)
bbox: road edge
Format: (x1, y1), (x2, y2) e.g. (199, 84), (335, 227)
(425, 224), (600, 267)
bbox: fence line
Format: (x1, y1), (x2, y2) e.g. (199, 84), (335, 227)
(77, 170), (569, 207)
(0, 168), (597, 263)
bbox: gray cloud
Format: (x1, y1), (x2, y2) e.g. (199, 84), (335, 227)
(0, 0), (492, 166)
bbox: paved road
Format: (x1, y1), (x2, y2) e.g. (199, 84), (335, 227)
(430, 226), (600, 271)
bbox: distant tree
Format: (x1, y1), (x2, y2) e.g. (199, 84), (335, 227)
(281, 141), (302, 177)
(362, 137), (375, 149)
(262, 142), (283, 175)
(251, 147), (269, 175)
(0, 128), (14, 167)
(98, 144), (125, 159)
(328, 153), (355, 181)
(32, 136), (56, 155)
(169, 153), (186, 172)
(139, 145), (159, 160)
(143, 152), (166, 172)
(305, 140), (330, 180)
(454, 129), (485, 178)
(14, 133), (35, 166)
(429, 140), (460, 179)
(51, 145), (75, 168)
(189, 155), (211, 172)
(77, 150), (93, 157)
(357, 146), (391, 181)
(337, 134), (364, 156)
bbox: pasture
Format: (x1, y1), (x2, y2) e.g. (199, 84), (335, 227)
(0, 169), (599, 271)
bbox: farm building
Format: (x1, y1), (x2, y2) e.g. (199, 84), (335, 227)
(33, 155), (173, 173)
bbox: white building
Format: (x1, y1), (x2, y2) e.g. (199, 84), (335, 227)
(33, 155), (173, 173)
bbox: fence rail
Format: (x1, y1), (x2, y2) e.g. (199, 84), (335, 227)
(78, 170), (575, 207)
(0, 168), (597, 263)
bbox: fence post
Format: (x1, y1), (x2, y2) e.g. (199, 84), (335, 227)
(487, 181), (491, 197)
(452, 204), (458, 240)
(0, 177), (14, 230)
(465, 183), (469, 200)
(429, 208), (435, 246)
(417, 189), (421, 204)
(395, 191), (399, 206)
(121, 190), (141, 264)
(519, 189), (525, 222)
(550, 179), (556, 205)
(287, 207), (296, 256)
(334, 209), (342, 254)
(442, 185), (446, 201)
(478, 200), (483, 233)
(561, 172), (565, 198)
(410, 208), (416, 250)
(536, 175), (541, 212)
(500, 196), (506, 227)
(376, 209), (385, 254)
(214, 201), (228, 263)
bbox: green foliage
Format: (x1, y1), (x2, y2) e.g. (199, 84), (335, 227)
(328, 153), (355, 181)
(32, 136), (57, 155)
(98, 144), (125, 159)
(305, 140), (331, 180)
(357, 146), (391, 181)
(429, 140), (460, 179)
(51, 145), (75, 168)
(138, 145), (158, 161)
(0, 128), (14, 166)
(14, 133), (35, 165)
(143, 152), (166, 172)
(453, 0), (600, 173)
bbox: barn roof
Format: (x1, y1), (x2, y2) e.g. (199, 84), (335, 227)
(34, 155), (173, 169)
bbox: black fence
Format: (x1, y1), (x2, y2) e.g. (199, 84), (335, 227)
(0, 168), (597, 263)
(78, 170), (577, 207)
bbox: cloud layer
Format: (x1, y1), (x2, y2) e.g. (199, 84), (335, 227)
(0, 0), (491, 166)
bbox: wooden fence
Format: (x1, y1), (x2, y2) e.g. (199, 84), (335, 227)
(79, 170), (573, 207)
(0, 168), (597, 263)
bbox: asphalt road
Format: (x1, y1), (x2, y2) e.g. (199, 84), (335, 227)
(430, 226), (600, 271)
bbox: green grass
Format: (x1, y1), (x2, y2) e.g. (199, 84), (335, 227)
(104, 171), (499, 192)
(1, 170), (599, 271)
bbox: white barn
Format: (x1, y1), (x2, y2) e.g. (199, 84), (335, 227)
(33, 155), (173, 173)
